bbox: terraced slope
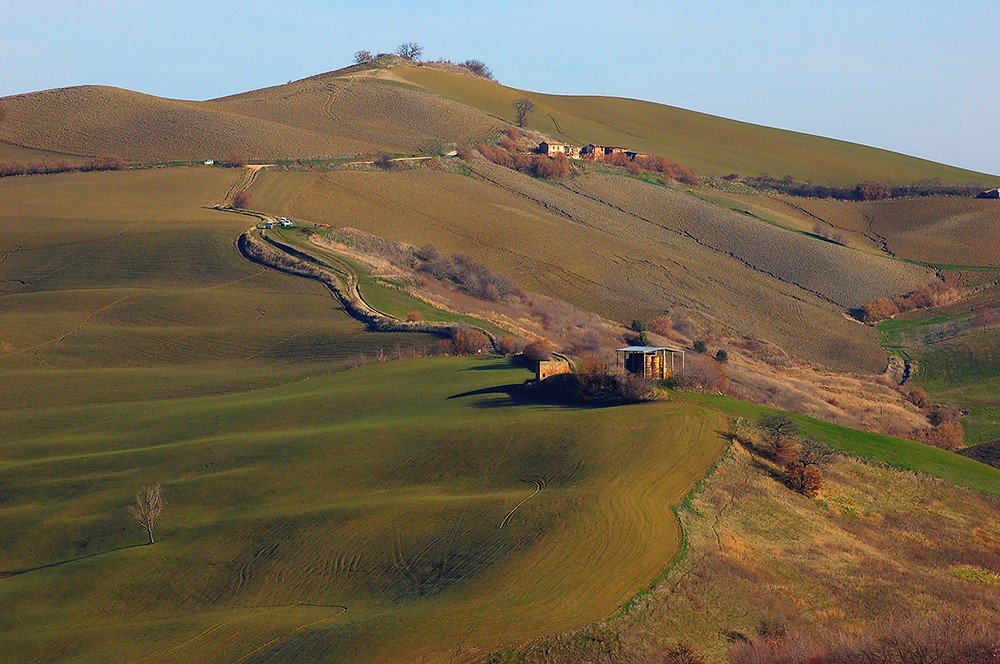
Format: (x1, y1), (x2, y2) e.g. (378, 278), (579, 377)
(249, 166), (932, 372)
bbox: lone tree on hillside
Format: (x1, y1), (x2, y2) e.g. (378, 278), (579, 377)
(396, 42), (422, 60)
(513, 98), (535, 127)
(354, 50), (374, 64)
(129, 484), (165, 545)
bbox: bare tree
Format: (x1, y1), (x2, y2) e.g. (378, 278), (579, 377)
(757, 412), (798, 456)
(513, 98), (535, 127)
(129, 484), (165, 545)
(354, 50), (374, 64)
(232, 189), (252, 209)
(396, 42), (422, 60)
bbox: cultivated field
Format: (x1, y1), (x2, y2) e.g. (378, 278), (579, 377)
(493, 438), (999, 662)
(0, 168), (730, 662)
(387, 65), (995, 186)
(742, 194), (1000, 267)
(248, 165), (931, 372)
(2, 59), (994, 186)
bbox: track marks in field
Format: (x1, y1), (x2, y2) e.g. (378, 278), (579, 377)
(499, 479), (544, 529)
(0, 292), (137, 359)
(235, 543), (280, 595)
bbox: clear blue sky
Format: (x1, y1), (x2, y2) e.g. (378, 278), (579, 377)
(3, 0), (998, 175)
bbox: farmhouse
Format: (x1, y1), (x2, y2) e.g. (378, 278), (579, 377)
(615, 345), (685, 380)
(977, 188), (1000, 199)
(539, 141), (580, 158)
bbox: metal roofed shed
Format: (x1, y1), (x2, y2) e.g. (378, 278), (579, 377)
(615, 345), (685, 379)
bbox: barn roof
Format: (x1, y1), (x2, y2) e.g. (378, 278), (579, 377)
(616, 345), (685, 353)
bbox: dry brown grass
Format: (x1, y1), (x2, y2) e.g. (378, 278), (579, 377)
(490, 443), (1000, 663)
(248, 165), (918, 372)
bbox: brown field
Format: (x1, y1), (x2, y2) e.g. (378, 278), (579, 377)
(2, 58), (993, 188)
(0, 70), (502, 163)
(724, 194), (1000, 267)
(248, 163), (931, 372)
(492, 440), (1000, 663)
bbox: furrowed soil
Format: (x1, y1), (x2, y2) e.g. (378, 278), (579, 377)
(249, 166), (932, 372)
(2, 59), (994, 185)
(0, 168), (728, 662)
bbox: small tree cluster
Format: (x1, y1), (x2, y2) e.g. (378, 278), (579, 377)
(396, 42), (422, 60)
(477, 143), (570, 180)
(81, 155), (125, 172)
(601, 152), (699, 185)
(0, 160), (74, 177)
(451, 328), (491, 355)
(498, 336), (527, 356)
(811, 221), (847, 245)
(755, 414), (832, 497)
(458, 59), (496, 81)
(862, 275), (964, 322)
(718, 173), (994, 201)
(414, 245), (515, 301)
(225, 152), (248, 168)
(521, 338), (554, 362)
(374, 153), (396, 170)
(354, 50), (374, 64)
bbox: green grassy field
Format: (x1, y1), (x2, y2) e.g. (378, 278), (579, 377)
(686, 394), (1000, 496)
(389, 66), (996, 186)
(0, 168), (732, 662)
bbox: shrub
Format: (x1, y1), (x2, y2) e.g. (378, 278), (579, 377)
(344, 354), (368, 370)
(456, 145), (473, 161)
(693, 339), (708, 353)
(458, 59), (496, 81)
(905, 386), (931, 410)
(650, 315), (673, 336)
(787, 463), (823, 497)
(522, 338), (554, 362)
(452, 328), (491, 355)
(231, 189), (251, 209)
(498, 336), (526, 356)
(225, 152), (247, 168)
(715, 349), (729, 363)
(374, 154), (395, 170)
(405, 311), (424, 322)
(920, 421), (964, 450)
(81, 155), (125, 171)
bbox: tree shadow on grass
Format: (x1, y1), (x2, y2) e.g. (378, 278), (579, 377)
(0, 543), (147, 579)
(447, 384), (633, 410)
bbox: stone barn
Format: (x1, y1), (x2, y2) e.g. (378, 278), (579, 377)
(615, 346), (686, 380)
(536, 359), (572, 381)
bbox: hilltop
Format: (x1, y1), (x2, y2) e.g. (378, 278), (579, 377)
(0, 57), (994, 185)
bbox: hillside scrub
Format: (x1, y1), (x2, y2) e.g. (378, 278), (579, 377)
(717, 173), (995, 200)
(477, 142), (569, 180)
(1, 155), (123, 178)
(861, 275), (964, 322)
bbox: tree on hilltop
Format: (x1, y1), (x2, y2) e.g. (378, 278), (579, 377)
(354, 50), (374, 64)
(513, 98), (535, 127)
(396, 42), (422, 60)
(129, 484), (165, 545)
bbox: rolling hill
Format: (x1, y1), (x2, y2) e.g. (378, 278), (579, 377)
(1, 58), (995, 186)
